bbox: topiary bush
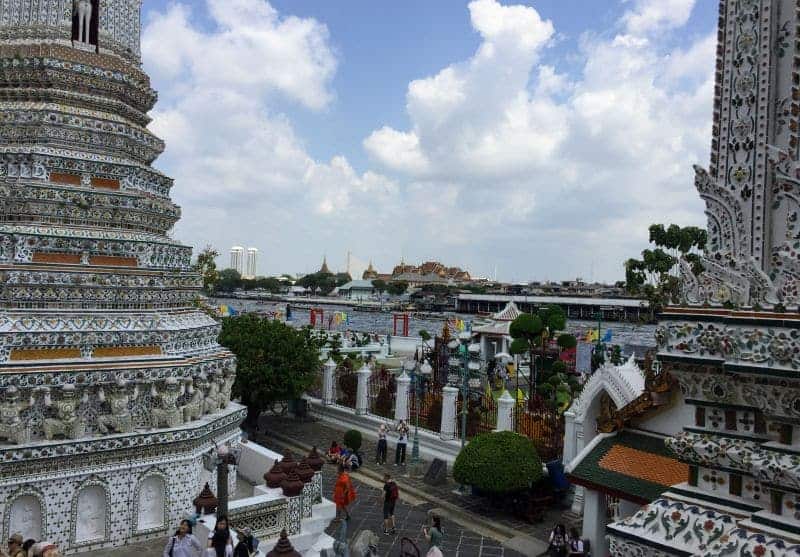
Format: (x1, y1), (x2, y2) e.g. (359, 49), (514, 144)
(453, 431), (542, 495)
(343, 429), (362, 452)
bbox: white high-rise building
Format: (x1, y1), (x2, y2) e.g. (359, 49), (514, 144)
(230, 246), (244, 275)
(245, 247), (258, 279)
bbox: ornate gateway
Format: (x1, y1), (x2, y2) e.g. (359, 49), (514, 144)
(0, 1), (245, 552)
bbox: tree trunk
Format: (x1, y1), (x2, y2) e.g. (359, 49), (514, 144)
(528, 347), (535, 410)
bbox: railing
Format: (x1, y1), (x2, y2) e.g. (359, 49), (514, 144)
(336, 366), (356, 409)
(512, 403), (564, 462)
(368, 366), (396, 418)
(409, 386), (443, 433)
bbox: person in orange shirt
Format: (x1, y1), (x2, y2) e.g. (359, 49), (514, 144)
(333, 463), (357, 521)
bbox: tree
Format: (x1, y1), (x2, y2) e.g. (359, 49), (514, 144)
(334, 272), (352, 287)
(371, 279), (387, 296)
(193, 245), (219, 294)
(297, 271), (337, 295)
(387, 281), (409, 296)
(217, 268), (242, 292)
(624, 223), (707, 315)
(218, 315), (321, 426)
(510, 305), (576, 409)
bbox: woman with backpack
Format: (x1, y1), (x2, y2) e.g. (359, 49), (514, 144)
(163, 519), (201, 557)
(382, 473), (399, 535)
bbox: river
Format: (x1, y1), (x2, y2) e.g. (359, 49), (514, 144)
(211, 297), (657, 348)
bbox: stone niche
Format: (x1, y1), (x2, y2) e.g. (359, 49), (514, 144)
(7, 494), (43, 541)
(136, 475), (165, 532)
(74, 485), (107, 544)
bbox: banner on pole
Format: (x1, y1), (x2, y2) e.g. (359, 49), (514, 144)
(576, 342), (593, 374)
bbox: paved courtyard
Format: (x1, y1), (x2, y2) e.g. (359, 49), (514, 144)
(315, 455), (530, 557)
(256, 414), (567, 543)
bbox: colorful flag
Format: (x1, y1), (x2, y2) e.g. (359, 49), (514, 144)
(602, 329), (613, 343)
(584, 328), (599, 342)
(218, 305), (238, 317)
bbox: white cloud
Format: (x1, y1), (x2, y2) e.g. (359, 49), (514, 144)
(363, 0), (713, 280)
(144, 0), (715, 281)
(144, 0), (399, 276)
(621, 0), (696, 36)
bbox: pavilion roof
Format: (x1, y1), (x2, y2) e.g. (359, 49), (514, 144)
(492, 300), (522, 321)
(567, 430), (687, 505)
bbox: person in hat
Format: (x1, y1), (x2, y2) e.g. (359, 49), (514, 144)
(232, 527), (259, 557)
(7, 533), (24, 557)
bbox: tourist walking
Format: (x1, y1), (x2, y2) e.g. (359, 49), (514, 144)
(547, 523), (567, 557)
(232, 527), (259, 557)
(422, 514), (443, 557)
(394, 419), (409, 466)
(206, 516), (233, 557)
(164, 519), (201, 557)
(376, 423), (388, 464)
(382, 473), (399, 535)
(7, 533), (24, 557)
(333, 463), (357, 522)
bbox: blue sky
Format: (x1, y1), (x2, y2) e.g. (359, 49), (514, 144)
(141, 0), (718, 281)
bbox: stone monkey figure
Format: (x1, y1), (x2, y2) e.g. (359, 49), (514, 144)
(97, 378), (137, 434)
(0, 386), (33, 444)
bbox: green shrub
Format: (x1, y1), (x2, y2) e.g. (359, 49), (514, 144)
(344, 429), (362, 452)
(551, 361), (567, 375)
(453, 431), (542, 494)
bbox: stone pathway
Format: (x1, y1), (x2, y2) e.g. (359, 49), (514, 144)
(317, 459), (528, 557)
(256, 414), (566, 543)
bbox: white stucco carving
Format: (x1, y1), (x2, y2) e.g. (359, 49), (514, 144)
(75, 485), (106, 542)
(9, 495), (43, 540)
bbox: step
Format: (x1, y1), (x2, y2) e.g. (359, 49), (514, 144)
(312, 499), (337, 520)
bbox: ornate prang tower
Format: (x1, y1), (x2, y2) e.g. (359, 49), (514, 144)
(0, 0), (244, 552)
(607, 0), (800, 554)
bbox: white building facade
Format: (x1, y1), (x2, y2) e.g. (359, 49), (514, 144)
(230, 246), (245, 275)
(245, 247), (258, 279)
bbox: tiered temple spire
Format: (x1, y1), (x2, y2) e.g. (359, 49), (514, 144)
(607, 1), (800, 554)
(0, 0), (244, 550)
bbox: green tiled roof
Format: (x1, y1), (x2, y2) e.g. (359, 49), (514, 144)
(568, 430), (685, 504)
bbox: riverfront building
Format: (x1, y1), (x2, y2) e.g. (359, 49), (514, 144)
(230, 246), (245, 275)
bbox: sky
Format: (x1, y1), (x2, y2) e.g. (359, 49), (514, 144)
(141, 0), (717, 283)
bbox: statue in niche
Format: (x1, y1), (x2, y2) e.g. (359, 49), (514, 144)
(43, 385), (85, 440)
(0, 386), (33, 444)
(97, 378), (137, 434)
(10, 496), (42, 540)
(219, 369), (235, 409)
(150, 378), (182, 429)
(76, 486), (105, 542)
(73, 0), (94, 44)
(181, 378), (204, 422)
(203, 374), (222, 414)
(137, 477), (165, 530)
